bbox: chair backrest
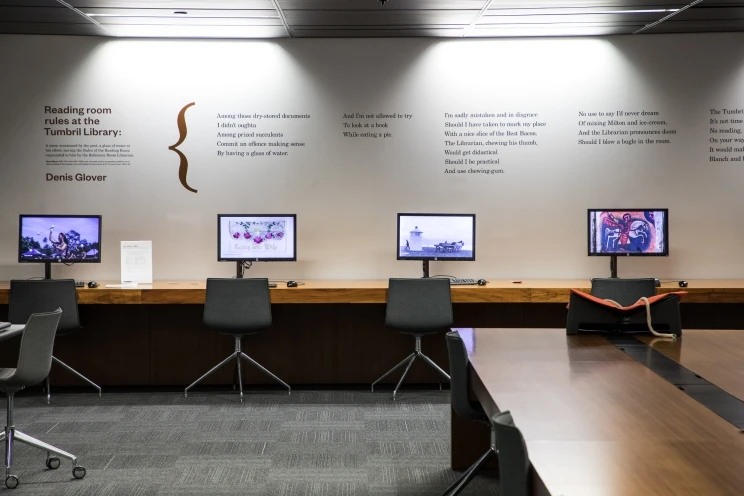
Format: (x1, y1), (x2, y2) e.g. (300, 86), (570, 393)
(8, 279), (80, 334)
(385, 278), (453, 333)
(590, 278), (656, 307)
(492, 411), (530, 496)
(446, 331), (483, 422)
(12, 309), (63, 387)
(203, 278), (272, 333)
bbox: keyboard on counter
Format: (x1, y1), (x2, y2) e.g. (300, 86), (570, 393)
(449, 278), (478, 286)
(75, 281), (85, 288)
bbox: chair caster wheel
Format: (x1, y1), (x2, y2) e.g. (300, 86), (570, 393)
(46, 456), (60, 469)
(5, 475), (18, 489)
(72, 466), (86, 479)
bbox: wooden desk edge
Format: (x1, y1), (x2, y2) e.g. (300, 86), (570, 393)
(1, 280), (744, 304)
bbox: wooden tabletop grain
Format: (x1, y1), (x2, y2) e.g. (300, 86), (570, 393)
(641, 330), (744, 403)
(461, 327), (744, 496)
(0, 278), (742, 304)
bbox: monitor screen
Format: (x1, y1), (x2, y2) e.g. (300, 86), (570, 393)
(397, 213), (475, 261)
(218, 214), (297, 262)
(18, 215), (102, 263)
(588, 209), (668, 256)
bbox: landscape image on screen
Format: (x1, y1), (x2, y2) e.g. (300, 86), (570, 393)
(398, 215), (474, 259)
(589, 210), (666, 255)
(20, 216), (101, 261)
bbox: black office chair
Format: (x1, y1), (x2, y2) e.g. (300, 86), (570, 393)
(0, 309), (86, 489)
(492, 411), (530, 496)
(590, 277), (656, 306)
(184, 278), (290, 402)
(441, 331), (494, 496)
(371, 278), (451, 400)
(8, 279), (101, 404)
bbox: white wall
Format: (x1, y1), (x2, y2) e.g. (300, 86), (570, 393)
(1, 33), (743, 281)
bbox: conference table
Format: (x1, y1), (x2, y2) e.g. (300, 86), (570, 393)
(459, 327), (744, 496)
(0, 325), (25, 342)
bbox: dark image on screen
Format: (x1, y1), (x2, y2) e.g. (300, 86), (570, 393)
(19, 216), (102, 262)
(398, 214), (475, 261)
(588, 210), (667, 255)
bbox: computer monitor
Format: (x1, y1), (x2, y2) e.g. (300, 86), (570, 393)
(18, 214), (102, 279)
(397, 213), (475, 277)
(217, 214), (297, 277)
(588, 209), (668, 277)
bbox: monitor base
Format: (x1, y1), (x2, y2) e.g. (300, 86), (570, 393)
(236, 261), (253, 279)
(422, 260), (430, 278)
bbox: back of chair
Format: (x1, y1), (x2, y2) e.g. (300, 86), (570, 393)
(8, 279), (81, 334)
(446, 331), (485, 422)
(385, 278), (453, 333)
(492, 411), (530, 496)
(590, 278), (656, 307)
(11, 309), (63, 388)
(203, 278), (272, 334)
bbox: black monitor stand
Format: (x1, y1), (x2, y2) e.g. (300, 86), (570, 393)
(236, 261), (253, 279)
(609, 255), (618, 278)
(44, 262), (52, 280)
(422, 260), (430, 278)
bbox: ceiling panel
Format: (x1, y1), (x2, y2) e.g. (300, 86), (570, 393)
(0, 0), (743, 38)
(0, 0), (60, 6)
(0, 21), (109, 35)
(0, 6), (85, 22)
(293, 27), (466, 37)
(284, 10), (479, 26)
(69, 0), (276, 8)
(96, 17), (284, 26)
(278, 0), (487, 9)
(106, 24), (288, 37)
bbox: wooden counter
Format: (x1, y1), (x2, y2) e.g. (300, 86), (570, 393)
(2, 279), (744, 304)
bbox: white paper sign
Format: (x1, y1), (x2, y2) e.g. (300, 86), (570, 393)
(120, 241), (153, 284)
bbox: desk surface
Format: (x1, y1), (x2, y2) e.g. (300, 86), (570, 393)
(0, 278), (741, 304)
(0, 325), (24, 342)
(641, 330), (744, 403)
(464, 327), (744, 496)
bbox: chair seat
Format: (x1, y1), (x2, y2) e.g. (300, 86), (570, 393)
(215, 330), (260, 337)
(397, 329), (448, 336)
(0, 368), (17, 382)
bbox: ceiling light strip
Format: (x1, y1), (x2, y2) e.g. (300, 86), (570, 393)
(55, 0), (117, 36)
(269, 0), (294, 38)
(634, 0), (705, 34)
(463, 0), (495, 37)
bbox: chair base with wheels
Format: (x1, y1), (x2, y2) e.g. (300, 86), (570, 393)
(185, 336), (290, 402)
(0, 394), (86, 489)
(44, 356), (102, 405)
(371, 334), (450, 401)
(442, 426), (496, 496)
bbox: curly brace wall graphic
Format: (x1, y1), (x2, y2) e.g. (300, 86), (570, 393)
(169, 102), (197, 193)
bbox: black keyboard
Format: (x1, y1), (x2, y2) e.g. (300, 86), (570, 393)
(75, 281), (85, 288)
(450, 278), (478, 285)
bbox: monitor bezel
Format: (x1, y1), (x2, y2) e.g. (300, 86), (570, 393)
(587, 208), (669, 257)
(18, 214), (103, 264)
(217, 214), (297, 262)
(396, 213), (476, 262)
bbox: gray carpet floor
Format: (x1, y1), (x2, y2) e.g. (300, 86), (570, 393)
(2, 390), (499, 495)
